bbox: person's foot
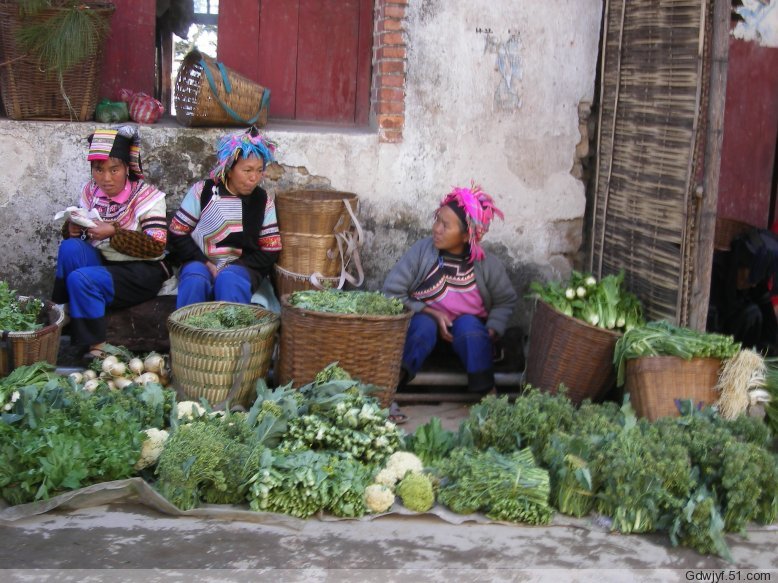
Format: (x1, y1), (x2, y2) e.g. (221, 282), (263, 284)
(388, 401), (408, 424)
(82, 343), (108, 364)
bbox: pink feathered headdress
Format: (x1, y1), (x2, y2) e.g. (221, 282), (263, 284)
(439, 183), (504, 262)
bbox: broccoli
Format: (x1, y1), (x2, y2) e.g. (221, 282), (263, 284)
(396, 472), (435, 512)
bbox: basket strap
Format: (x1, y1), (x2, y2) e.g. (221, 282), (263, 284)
(334, 198), (365, 288)
(1, 331), (15, 374)
(214, 341), (251, 410)
(199, 59), (262, 125)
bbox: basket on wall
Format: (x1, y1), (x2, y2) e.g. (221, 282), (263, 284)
(167, 302), (280, 408)
(0, 299), (65, 376)
(175, 49), (270, 128)
(624, 356), (722, 421)
(276, 294), (412, 408)
(524, 299), (621, 405)
(0, 1), (115, 121)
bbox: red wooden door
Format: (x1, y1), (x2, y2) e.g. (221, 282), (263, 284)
(218, 0), (372, 124)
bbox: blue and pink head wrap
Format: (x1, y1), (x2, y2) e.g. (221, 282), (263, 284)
(439, 183), (504, 262)
(210, 126), (277, 184)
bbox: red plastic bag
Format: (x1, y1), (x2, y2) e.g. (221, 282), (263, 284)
(119, 89), (164, 124)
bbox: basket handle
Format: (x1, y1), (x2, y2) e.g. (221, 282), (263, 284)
(213, 341), (251, 411)
(334, 198), (365, 288)
(199, 58), (268, 126)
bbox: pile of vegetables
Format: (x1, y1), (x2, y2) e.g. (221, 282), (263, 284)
(183, 305), (273, 330)
(0, 281), (44, 332)
(72, 344), (171, 391)
(613, 321), (741, 386)
(417, 389), (778, 560)
(289, 289), (404, 316)
(528, 270), (643, 332)
(0, 362), (175, 505)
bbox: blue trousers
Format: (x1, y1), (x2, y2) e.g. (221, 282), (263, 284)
(52, 239), (166, 346)
(402, 313), (495, 392)
(177, 261), (252, 309)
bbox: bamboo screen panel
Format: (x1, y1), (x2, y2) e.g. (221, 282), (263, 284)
(590, 0), (710, 324)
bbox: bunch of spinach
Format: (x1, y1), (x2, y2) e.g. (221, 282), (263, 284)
(289, 290), (404, 316)
(0, 281), (44, 332)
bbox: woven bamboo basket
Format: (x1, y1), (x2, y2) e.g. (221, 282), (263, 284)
(174, 49), (270, 128)
(167, 302), (280, 408)
(524, 300), (621, 405)
(276, 190), (358, 235)
(624, 356), (722, 422)
(273, 265), (340, 297)
(277, 294), (412, 408)
(278, 232), (342, 277)
(0, 299), (65, 376)
(714, 217), (754, 252)
(0, 1), (114, 121)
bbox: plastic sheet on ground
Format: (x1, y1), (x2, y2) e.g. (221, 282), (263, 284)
(0, 477), (595, 531)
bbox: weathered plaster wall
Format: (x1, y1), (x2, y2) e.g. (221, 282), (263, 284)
(0, 0), (603, 331)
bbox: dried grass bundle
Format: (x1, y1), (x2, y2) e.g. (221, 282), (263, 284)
(715, 349), (765, 420)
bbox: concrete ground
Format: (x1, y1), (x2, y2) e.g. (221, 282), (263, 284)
(1, 402), (777, 582)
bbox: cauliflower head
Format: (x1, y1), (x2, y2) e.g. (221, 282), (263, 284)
(374, 468), (398, 489)
(176, 400), (206, 421)
(364, 483), (395, 513)
(396, 472), (434, 513)
(385, 451), (424, 480)
(134, 428), (169, 470)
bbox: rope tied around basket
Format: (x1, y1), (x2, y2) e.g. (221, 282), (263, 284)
(199, 58), (270, 126)
(311, 197), (364, 289)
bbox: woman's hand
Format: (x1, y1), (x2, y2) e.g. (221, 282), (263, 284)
(86, 221), (117, 242)
(422, 306), (454, 342)
(206, 262), (220, 279)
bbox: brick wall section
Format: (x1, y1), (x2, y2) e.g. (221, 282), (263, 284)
(373, 0), (408, 143)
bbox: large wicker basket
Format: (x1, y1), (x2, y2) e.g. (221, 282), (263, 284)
(167, 302), (280, 408)
(278, 232), (342, 277)
(713, 217), (754, 252)
(524, 299), (621, 405)
(277, 294), (412, 407)
(0, 299), (65, 376)
(276, 190), (358, 235)
(175, 50), (270, 128)
(0, 1), (115, 121)
(624, 356), (722, 421)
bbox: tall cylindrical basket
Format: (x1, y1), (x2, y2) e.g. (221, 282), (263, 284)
(167, 302), (280, 408)
(524, 299), (622, 405)
(277, 294), (411, 407)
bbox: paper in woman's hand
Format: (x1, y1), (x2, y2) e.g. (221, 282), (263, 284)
(53, 207), (101, 228)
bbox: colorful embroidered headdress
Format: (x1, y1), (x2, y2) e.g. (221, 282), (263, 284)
(210, 126), (277, 184)
(87, 124), (144, 179)
(439, 183), (504, 262)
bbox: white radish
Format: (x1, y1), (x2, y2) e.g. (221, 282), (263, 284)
(143, 353), (164, 374)
(128, 358), (145, 376)
(83, 369), (98, 381)
(113, 377), (133, 390)
(69, 372), (84, 384)
(101, 355), (119, 373)
(109, 362), (127, 377)
(83, 379), (101, 393)
(136, 372), (160, 385)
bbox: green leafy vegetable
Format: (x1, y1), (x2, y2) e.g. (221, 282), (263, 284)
(0, 282), (44, 332)
(289, 290), (404, 316)
(183, 306), (270, 330)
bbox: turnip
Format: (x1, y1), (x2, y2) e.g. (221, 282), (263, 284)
(83, 379), (100, 393)
(69, 371), (84, 384)
(83, 369), (98, 381)
(101, 355), (119, 373)
(109, 362), (127, 377)
(144, 353), (164, 374)
(128, 358), (144, 376)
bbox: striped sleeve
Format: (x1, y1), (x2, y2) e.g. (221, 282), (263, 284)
(169, 181), (205, 236)
(258, 194), (282, 252)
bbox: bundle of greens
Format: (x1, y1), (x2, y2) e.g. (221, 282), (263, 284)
(183, 305), (271, 330)
(528, 270), (643, 332)
(245, 449), (371, 518)
(406, 416), (457, 466)
(289, 289), (404, 316)
(613, 321), (741, 386)
(437, 447), (552, 524)
(155, 413), (263, 509)
(0, 281), (44, 332)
